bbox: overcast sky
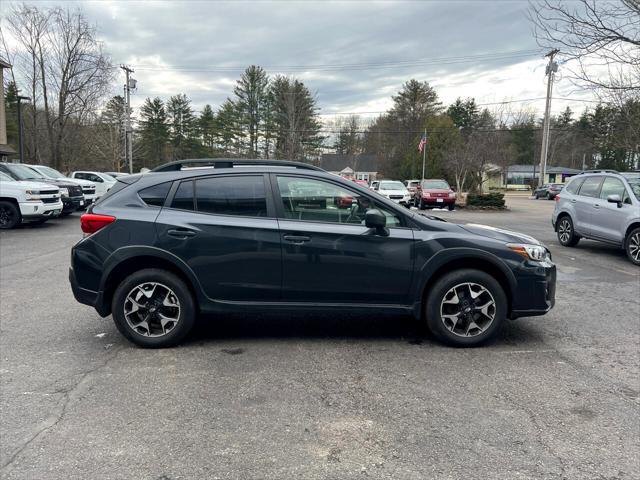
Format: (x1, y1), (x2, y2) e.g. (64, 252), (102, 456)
(6, 0), (600, 120)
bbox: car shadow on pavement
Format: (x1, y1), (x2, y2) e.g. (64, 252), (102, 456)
(184, 312), (545, 348)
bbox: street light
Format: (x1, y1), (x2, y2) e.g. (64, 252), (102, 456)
(16, 95), (31, 164)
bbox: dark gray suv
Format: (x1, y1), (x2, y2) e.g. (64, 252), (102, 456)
(69, 159), (556, 348)
(552, 170), (640, 265)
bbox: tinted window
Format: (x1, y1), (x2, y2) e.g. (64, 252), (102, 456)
(564, 177), (584, 194)
(599, 177), (626, 200)
(578, 176), (603, 197)
(195, 176), (266, 217)
(74, 172), (89, 180)
(139, 182), (171, 207)
(277, 176), (402, 227)
(171, 180), (194, 210)
(422, 180), (450, 189)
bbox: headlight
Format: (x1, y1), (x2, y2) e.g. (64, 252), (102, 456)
(59, 187), (69, 197)
(507, 243), (551, 262)
(25, 190), (40, 195)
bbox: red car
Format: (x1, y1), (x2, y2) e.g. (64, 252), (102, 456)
(414, 179), (456, 210)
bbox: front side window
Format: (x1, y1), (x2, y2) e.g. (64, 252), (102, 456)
(599, 177), (626, 201)
(194, 175), (267, 217)
(277, 176), (402, 227)
(578, 176), (603, 198)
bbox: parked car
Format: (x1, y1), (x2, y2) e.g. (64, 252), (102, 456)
(0, 163), (84, 215)
(404, 179), (421, 197)
(0, 171), (62, 228)
(552, 170), (640, 265)
(370, 180), (412, 207)
(534, 183), (564, 199)
(352, 179), (369, 187)
(70, 171), (117, 198)
(27, 165), (97, 208)
(414, 179), (456, 210)
(69, 158), (556, 348)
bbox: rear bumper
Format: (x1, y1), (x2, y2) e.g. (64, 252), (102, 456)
(69, 267), (109, 317)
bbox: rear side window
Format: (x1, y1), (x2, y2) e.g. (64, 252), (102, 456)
(171, 181), (195, 211)
(577, 176), (603, 198)
(195, 176), (267, 217)
(139, 182), (171, 207)
(564, 178), (584, 194)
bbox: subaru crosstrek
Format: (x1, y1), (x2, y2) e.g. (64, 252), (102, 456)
(69, 159), (556, 348)
(552, 170), (640, 265)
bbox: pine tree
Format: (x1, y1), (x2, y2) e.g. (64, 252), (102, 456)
(233, 65), (269, 158)
(166, 94), (197, 160)
(139, 97), (169, 167)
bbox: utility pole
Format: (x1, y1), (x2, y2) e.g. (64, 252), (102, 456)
(120, 65), (136, 173)
(16, 95), (31, 164)
(538, 49), (559, 187)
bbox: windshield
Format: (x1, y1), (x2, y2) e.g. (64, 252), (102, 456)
(407, 181), (420, 187)
(623, 175), (640, 200)
(422, 180), (450, 189)
(37, 166), (64, 178)
(0, 172), (15, 182)
(6, 164), (47, 181)
(379, 181), (405, 190)
(101, 173), (117, 182)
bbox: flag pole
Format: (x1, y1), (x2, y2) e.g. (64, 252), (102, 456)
(421, 129), (426, 181)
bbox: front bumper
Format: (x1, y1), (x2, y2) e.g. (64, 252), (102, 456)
(63, 196), (85, 212)
(510, 260), (556, 319)
(19, 201), (64, 219)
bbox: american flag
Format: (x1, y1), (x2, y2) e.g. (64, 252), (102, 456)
(418, 133), (427, 153)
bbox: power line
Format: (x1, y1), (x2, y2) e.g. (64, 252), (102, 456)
(130, 49), (543, 73)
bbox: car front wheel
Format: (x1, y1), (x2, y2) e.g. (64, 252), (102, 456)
(0, 201), (20, 229)
(557, 216), (580, 247)
(625, 227), (640, 266)
(425, 269), (506, 347)
(112, 268), (196, 348)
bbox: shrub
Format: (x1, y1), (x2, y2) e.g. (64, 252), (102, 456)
(466, 192), (505, 208)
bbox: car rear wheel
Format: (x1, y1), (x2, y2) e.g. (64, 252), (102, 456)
(557, 216), (580, 247)
(0, 201), (20, 229)
(625, 227), (640, 266)
(112, 268), (196, 348)
(547, 193), (553, 200)
(425, 269), (506, 347)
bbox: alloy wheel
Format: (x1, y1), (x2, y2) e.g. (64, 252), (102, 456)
(558, 219), (571, 244)
(440, 282), (496, 337)
(0, 205), (17, 228)
(124, 282), (181, 337)
(629, 232), (640, 263)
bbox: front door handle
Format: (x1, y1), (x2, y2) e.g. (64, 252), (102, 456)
(167, 228), (197, 238)
(283, 234), (311, 245)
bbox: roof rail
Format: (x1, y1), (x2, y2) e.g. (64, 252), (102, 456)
(151, 158), (324, 173)
(578, 169), (619, 174)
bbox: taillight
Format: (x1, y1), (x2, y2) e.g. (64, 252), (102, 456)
(80, 213), (115, 234)
(555, 195), (561, 202)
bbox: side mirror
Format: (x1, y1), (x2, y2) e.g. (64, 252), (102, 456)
(365, 209), (387, 234)
(607, 194), (622, 207)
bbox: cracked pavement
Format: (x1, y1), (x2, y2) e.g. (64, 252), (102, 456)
(0, 197), (638, 479)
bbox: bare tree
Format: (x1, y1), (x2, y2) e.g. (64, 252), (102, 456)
(529, 0), (640, 93)
(8, 4), (114, 170)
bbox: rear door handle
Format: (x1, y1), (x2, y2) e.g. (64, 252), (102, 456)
(167, 228), (197, 238)
(283, 234), (311, 245)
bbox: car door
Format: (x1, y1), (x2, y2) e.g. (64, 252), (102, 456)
(590, 176), (629, 243)
(273, 174), (415, 305)
(155, 174), (282, 302)
(573, 176), (603, 236)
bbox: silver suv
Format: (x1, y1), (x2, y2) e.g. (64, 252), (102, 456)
(552, 170), (640, 265)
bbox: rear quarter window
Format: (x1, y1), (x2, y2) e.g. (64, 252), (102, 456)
(138, 182), (171, 207)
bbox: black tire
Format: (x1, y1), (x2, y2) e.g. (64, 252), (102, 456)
(0, 201), (20, 229)
(60, 210), (73, 217)
(547, 193), (553, 200)
(419, 198), (426, 210)
(556, 215), (580, 247)
(624, 227), (640, 266)
(448, 204), (455, 211)
(425, 269), (507, 347)
(111, 268), (196, 348)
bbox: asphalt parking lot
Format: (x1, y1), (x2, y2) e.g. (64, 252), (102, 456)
(1, 196), (638, 480)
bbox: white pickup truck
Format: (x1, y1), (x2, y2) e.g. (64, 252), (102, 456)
(0, 171), (63, 229)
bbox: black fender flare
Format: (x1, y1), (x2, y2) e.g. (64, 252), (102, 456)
(412, 247), (517, 317)
(98, 246), (206, 310)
